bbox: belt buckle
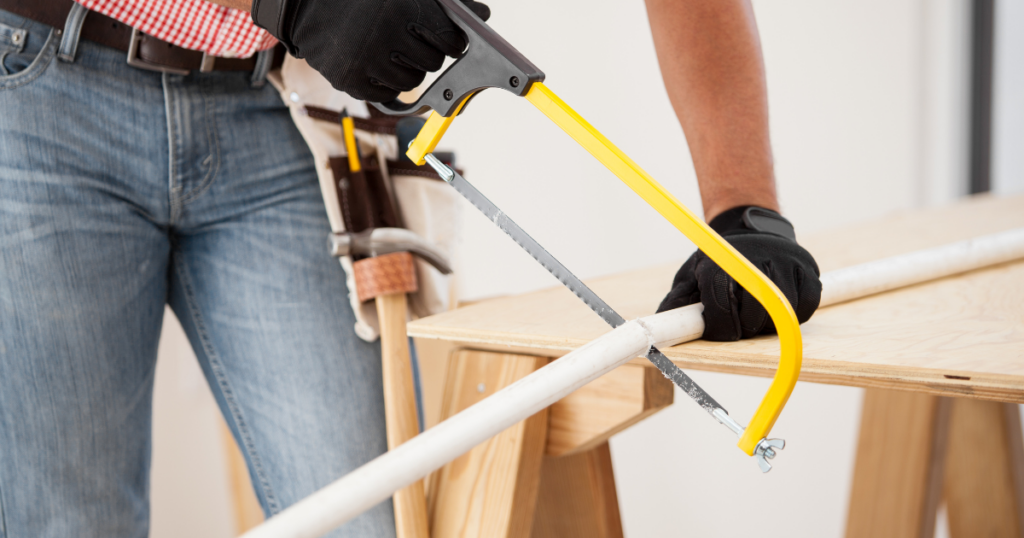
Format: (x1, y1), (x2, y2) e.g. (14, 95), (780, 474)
(127, 27), (190, 75)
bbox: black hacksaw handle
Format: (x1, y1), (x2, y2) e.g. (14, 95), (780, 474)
(370, 0), (545, 117)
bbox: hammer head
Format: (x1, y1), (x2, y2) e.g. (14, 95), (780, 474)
(329, 230), (373, 258)
(329, 228), (453, 275)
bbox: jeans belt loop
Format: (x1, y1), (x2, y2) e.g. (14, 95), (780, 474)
(250, 48), (272, 88)
(58, 2), (88, 63)
(199, 53), (215, 73)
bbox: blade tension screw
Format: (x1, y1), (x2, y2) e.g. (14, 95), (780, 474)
(509, 76), (520, 88)
(443, 89), (453, 100)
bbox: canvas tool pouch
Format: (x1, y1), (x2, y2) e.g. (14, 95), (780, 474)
(268, 57), (461, 341)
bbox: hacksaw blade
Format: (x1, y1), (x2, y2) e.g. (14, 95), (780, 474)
(424, 155), (724, 416)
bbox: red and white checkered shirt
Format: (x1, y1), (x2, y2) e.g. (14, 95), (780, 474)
(75, 0), (277, 58)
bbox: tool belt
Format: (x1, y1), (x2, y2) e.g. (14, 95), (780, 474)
(302, 106), (448, 235)
(295, 102), (462, 339)
(260, 54), (463, 341)
(0, 0), (284, 73)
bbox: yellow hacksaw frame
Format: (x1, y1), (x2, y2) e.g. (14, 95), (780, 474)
(405, 83), (802, 456)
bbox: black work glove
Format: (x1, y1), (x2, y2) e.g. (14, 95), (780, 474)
(252, 0), (490, 102)
(657, 206), (822, 341)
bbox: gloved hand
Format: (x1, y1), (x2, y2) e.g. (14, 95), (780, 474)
(252, 0), (490, 102)
(657, 206), (822, 341)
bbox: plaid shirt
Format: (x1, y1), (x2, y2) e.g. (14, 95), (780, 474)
(76, 0), (277, 58)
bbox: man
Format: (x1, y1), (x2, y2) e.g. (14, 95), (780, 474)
(0, 0), (819, 536)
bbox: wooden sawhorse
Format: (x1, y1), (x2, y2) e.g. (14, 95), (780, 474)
(424, 348), (671, 538)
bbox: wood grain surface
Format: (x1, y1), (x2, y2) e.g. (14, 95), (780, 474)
(408, 194), (1024, 402)
(546, 364), (673, 456)
(531, 443), (624, 538)
(847, 390), (1024, 538)
(845, 390), (949, 538)
(428, 350), (549, 538)
(943, 400), (1024, 538)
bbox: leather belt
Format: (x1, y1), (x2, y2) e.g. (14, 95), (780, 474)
(0, 0), (284, 73)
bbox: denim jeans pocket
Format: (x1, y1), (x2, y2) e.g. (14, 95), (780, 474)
(0, 21), (27, 74)
(0, 20), (58, 90)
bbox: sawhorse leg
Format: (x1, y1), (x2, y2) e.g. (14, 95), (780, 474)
(428, 350), (550, 537)
(429, 349), (628, 538)
(531, 442), (623, 538)
(944, 397), (1024, 537)
(846, 389), (1024, 538)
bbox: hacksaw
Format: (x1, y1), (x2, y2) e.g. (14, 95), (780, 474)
(371, 0), (802, 470)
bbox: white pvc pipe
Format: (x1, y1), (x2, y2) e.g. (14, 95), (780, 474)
(818, 228), (1024, 307)
(243, 306), (703, 538)
(243, 227), (1024, 538)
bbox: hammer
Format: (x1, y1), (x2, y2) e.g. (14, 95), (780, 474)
(336, 107), (456, 537)
(332, 228), (450, 538)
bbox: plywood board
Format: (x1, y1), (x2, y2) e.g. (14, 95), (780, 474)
(409, 194), (1024, 402)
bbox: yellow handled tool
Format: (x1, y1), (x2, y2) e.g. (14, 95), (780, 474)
(372, 0), (802, 465)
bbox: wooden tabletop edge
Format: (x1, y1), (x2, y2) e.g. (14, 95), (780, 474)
(407, 325), (588, 355)
(641, 353), (1024, 404)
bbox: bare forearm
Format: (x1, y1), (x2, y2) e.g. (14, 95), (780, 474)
(644, 0), (778, 222)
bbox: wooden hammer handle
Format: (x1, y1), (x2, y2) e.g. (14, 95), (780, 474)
(376, 292), (431, 538)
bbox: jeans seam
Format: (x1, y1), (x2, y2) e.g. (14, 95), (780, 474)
(0, 478), (7, 538)
(163, 74), (182, 224)
(179, 86), (221, 205)
(172, 255), (281, 514)
(0, 28), (58, 91)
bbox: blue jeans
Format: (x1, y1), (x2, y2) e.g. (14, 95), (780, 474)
(0, 7), (395, 537)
